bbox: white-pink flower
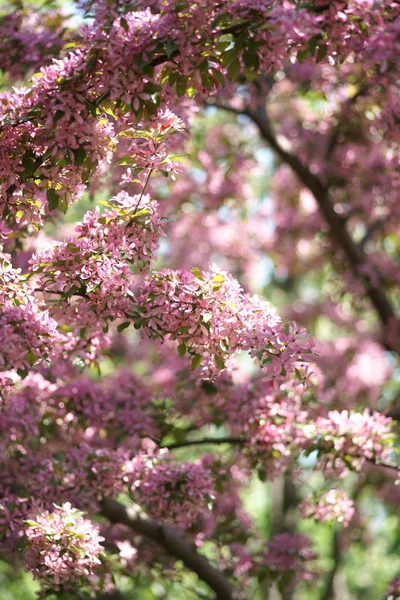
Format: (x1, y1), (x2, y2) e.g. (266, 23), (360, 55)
(300, 489), (355, 527)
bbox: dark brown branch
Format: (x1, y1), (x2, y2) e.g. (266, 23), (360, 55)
(207, 101), (245, 116)
(387, 405), (400, 421)
(209, 99), (398, 347)
(366, 458), (400, 472)
(101, 499), (244, 600)
(359, 217), (388, 251)
(322, 531), (341, 600)
(246, 105), (398, 346)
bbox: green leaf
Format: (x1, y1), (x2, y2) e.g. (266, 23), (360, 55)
(221, 48), (238, 67)
(160, 66), (172, 85)
(211, 273), (225, 291)
(201, 380), (218, 395)
(27, 351), (37, 367)
(191, 354), (203, 370)
(191, 266), (205, 280)
(244, 68), (258, 83)
(59, 196), (69, 214)
(132, 208), (150, 218)
(297, 48), (310, 63)
(24, 520), (40, 527)
(202, 312), (213, 324)
(242, 49), (254, 68)
(117, 322), (130, 333)
(118, 155), (135, 165)
(211, 67), (226, 87)
(258, 467), (267, 482)
(86, 101), (97, 117)
(53, 110), (64, 123)
(216, 40), (231, 52)
(317, 44), (328, 61)
(120, 16), (129, 32)
(168, 71), (179, 86)
(143, 82), (161, 94)
(227, 58), (241, 82)
(47, 188), (59, 211)
(73, 145), (86, 166)
(214, 354), (226, 370)
(63, 42), (78, 50)
(178, 342), (187, 357)
(21, 150), (37, 179)
(41, 146), (55, 163)
(176, 76), (187, 98)
(166, 40), (178, 58)
(201, 72), (213, 91)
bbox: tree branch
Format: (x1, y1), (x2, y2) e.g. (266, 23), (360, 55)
(209, 99), (398, 348)
(366, 458), (400, 473)
(321, 531), (341, 600)
(245, 104), (398, 348)
(101, 499), (244, 600)
(359, 217), (388, 251)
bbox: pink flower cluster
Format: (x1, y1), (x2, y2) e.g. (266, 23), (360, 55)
(0, 248), (59, 374)
(137, 267), (313, 380)
(55, 370), (159, 443)
(0, 301), (59, 374)
(25, 503), (104, 593)
(247, 394), (310, 479)
(59, 446), (132, 509)
(0, 494), (33, 544)
(75, 191), (164, 269)
(300, 489), (355, 527)
(0, 80), (113, 231)
(117, 109), (186, 181)
(30, 192), (163, 359)
(130, 452), (215, 528)
(31, 240), (132, 358)
(308, 410), (394, 476)
(0, 6), (65, 79)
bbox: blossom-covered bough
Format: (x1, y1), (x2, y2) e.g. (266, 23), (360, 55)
(0, 1), (400, 598)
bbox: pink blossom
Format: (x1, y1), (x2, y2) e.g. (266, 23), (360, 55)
(137, 267), (313, 381)
(306, 410), (394, 476)
(300, 489), (355, 527)
(130, 452), (215, 528)
(25, 503), (104, 592)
